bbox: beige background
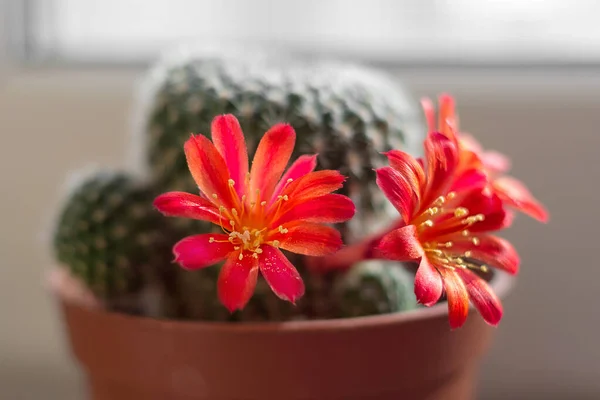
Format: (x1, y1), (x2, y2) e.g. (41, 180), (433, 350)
(0, 66), (596, 399)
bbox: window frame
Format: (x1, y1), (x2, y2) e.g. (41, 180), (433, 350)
(8, 0), (600, 71)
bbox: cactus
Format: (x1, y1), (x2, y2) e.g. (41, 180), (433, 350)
(125, 48), (428, 321)
(51, 48), (428, 322)
(132, 47), (425, 242)
(51, 170), (184, 317)
(333, 260), (418, 318)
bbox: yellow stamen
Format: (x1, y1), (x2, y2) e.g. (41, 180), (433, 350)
(420, 220), (434, 228)
(216, 206), (228, 233)
(433, 196), (446, 206)
(454, 207), (468, 217)
(427, 207), (439, 216)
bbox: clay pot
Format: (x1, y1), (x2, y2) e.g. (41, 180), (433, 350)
(58, 271), (514, 400)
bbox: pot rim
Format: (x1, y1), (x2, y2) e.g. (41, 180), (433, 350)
(58, 269), (515, 333)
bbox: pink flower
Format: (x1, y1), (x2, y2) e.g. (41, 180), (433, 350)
(154, 114), (355, 312)
(376, 132), (518, 328)
(422, 93), (549, 223)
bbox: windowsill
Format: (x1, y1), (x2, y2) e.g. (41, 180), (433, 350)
(5, 58), (600, 107)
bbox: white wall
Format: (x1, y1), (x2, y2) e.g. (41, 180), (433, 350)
(0, 66), (596, 399)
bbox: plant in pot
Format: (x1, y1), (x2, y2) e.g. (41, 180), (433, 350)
(49, 49), (548, 400)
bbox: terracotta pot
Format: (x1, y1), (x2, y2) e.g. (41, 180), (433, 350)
(58, 271), (514, 400)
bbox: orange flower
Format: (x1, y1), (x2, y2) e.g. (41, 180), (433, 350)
(376, 132), (518, 328)
(421, 94), (549, 223)
(154, 114), (355, 311)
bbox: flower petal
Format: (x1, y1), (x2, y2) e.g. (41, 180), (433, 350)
(457, 133), (483, 153)
(184, 134), (235, 209)
(480, 150), (511, 174)
(218, 253), (259, 312)
(423, 132), (458, 205)
(461, 188), (512, 232)
(280, 170), (347, 213)
(456, 269), (503, 326)
(420, 97), (435, 133)
(450, 169), (488, 194)
(460, 134), (511, 173)
(493, 176), (549, 223)
(173, 234), (232, 270)
(211, 114), (249, 197)
(377, 225), (424, 261)
(259, 245), (305, 303)
(437, 93), (459, 140)
(285, 170), (346, 200)
(272, 222), (342, 256)
(375, 166), (417, 223)
(438, 268), (470, 329)
(249, 123), (296, 201)
(153, 191), (223, 226)
(384, 150), (426, 196)
(271, 194), (355, 226)
(452, 234), (520, 274)
(270, 154), (318, 205)
(414, 256), (443, 307)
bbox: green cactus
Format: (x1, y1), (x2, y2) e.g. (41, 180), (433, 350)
(132, 48), (425, 242)
(51, 169), (183, 317)
(48, 168), (336, 322)
(122, 48), (428, 322)
(51, 48), (428, 322)
(332, 260), (418, 318)
(234, 257), (339, 322)
(170, 263), (234, 322)
(50, 169), (419, 321)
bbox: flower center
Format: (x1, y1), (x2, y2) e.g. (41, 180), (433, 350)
(416, 192), (488, 273)
(207, 178), (291, 260)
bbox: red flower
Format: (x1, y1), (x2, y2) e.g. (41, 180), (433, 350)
(376, 132), (519, 328)
(154, 114), (355, 312)
(421, 93), (549, 223)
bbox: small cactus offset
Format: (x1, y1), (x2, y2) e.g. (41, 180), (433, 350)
(52, 170), (181, 317)
(333, 261), (418, 318)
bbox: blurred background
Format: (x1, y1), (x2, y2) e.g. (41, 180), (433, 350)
(0, 1), (597, 399)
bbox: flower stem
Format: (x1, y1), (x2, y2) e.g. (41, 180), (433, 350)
(308, 220), (405, 270)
